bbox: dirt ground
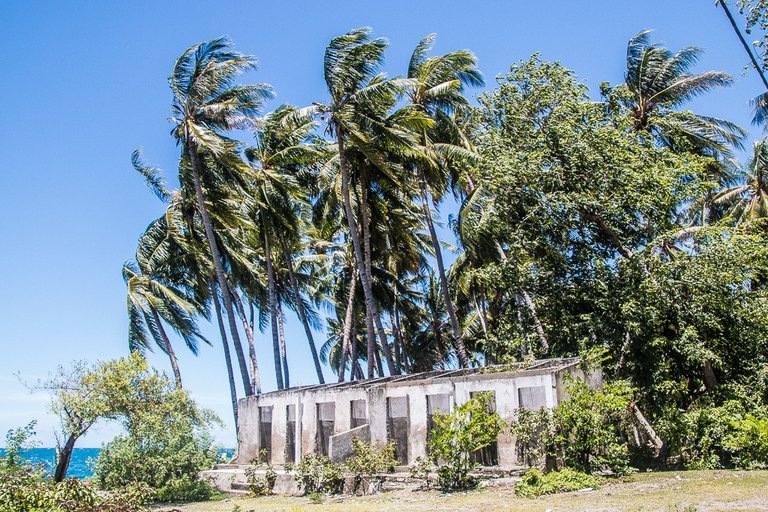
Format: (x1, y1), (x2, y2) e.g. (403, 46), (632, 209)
(158, 470), (768, 512)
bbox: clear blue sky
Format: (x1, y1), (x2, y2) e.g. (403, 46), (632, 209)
(0, 0), (764, 447)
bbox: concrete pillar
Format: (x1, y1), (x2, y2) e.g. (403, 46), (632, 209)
(367, 387), (388, 446)
(496, 382), (518, 468)
(271, 403), (287, 465)
(409, 392), (428, 462)
(300, 398), (317, 457)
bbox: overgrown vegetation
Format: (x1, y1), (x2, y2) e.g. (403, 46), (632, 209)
(114, 22), (768, 477)
(4, 356), (223, 507)
(87, 356), (221, 503)
(0, 473), (155, 512)
(286, 455), (345, 495)
(345, 439), (398, 494)
(245, 450), (278, 496)
(514, 468), (601, 498)
(426, 393), (504, 491)
(508, 380), (635, 476)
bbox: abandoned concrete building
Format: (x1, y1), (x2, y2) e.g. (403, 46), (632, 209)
(232, 357), (600, 469)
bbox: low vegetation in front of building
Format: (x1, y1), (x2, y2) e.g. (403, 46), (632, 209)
(514, 467), (602, 498)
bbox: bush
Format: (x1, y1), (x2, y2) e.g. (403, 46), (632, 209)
(287, 454), (344, 495)
(408, 456), (433, 488)
(553, 379), (633, 475)
(245, 450), (277, 497)
(345, 438), (397, 494)
(509, 407), (554, 468)
(662, 397), (768, 470)
(92, 390), (220, 503)
(726, 414), (768, 469)
(514, 468), (601, 498)
(0, 472), (155, 512)
(0, 422), (47, 479)
(428, 392), (505, 491)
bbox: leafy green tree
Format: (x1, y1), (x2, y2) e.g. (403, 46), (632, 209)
(34, 353), (176, 482)
(92, 384), (221, 502)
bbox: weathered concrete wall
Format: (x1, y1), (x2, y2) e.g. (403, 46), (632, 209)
(329, 424), (371, 462)
(233, 358), (589, 469)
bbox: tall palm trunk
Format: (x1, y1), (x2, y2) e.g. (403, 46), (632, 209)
(151, 308), (182, 388)
(228, 283), (262, 393)
(349, 320), (360, 380)
(338, 268), (357, 382)
(187, 142), (253, 396)
(212, 278), (239, 430)
(280, 240), (325, 384)
(418, 170), (468, 367)
(262, 222), (284, 390)
(277, 301), (290, 388)
(357, 180), (379, 379)
(717, 0), (768, 91)
(341, 148), (399, 377)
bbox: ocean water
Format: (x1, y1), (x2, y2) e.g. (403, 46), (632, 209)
(0, 448), (100, 479)
(0, 447), (236, 479)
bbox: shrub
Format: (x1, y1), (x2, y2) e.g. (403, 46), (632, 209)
(0, 422), (48, 480)
(0, 472), (155, 512)
(553, 379), (633, 475)
(92, 392), (220, 503)
(287, 454), (344, 495)
(245, 450), (278, 497)
(345, 438), (397, 494)
(514, 467), (601, 498)
(427, 392), (504, 491)
(408, 457), (433, 488)
(509, 407), (554, 468)
(726, 414), (768, 469)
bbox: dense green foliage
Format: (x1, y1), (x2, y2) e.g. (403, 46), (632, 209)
(552, 380), (634, 475)
(514, 468), (601, 498)
(0, 473), (154, 512)
(89, 358), (221, 502)
(427, 393), (504, 491)
(509, 380), (634, 475)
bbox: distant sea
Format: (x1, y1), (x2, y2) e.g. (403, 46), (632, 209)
(0, 448), (100, 479)
(0, 447), (235, 479)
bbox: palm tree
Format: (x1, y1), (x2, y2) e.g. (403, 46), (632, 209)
(131, 148), (245, 422)
(245, 105), (327, 386)
(122, 259), (206, 388)
(126, 151), (210, 388)
(621, 30), (744, 153)
(312, 27), (409, 377)
(403, 34), (483, 368)
(168, 37), (273, 396)
(715, 137), (768, 223)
